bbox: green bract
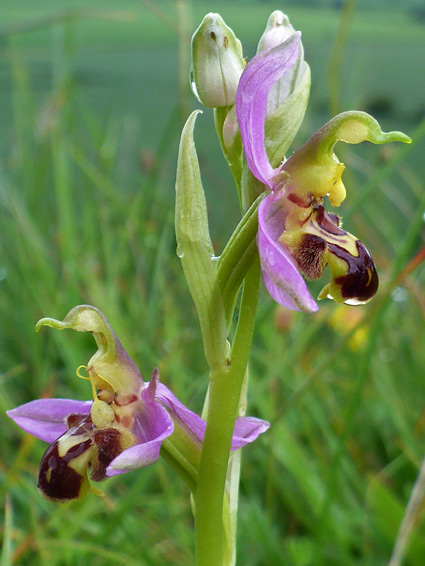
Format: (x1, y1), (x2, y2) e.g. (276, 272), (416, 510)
(175, 111), (227, 372)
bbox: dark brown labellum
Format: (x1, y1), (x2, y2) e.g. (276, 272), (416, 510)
(37, 412), (133, 501)
(38, 414), (94, 502)
(329, 240), (379, 302)
(91, 428), (124, 482)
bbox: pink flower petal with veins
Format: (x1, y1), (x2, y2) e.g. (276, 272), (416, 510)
(257, 191), (318, 312)
(236, 32), (301, 188)
(7, 399), (92, 444)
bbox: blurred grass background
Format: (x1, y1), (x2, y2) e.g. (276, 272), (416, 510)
(1, 0), (425, 564)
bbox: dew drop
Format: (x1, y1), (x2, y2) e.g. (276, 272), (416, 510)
(176, 244), (185, 259)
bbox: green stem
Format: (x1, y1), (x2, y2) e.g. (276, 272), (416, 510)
(222, 368), (248, 566)
(194, 259), (261, 566)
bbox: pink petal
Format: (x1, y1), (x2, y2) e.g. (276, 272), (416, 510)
(106, 416), (174, 476)
(232, 416), (270, 449)
(155, 383), (206, 444)
(156, 383), (269, 450)
(257, 191), (318, 312)
(236, 33), (301, 188)
(6, 398), (92, 443)
(107, 372), (175, 475)
(134, 390), (175, 444)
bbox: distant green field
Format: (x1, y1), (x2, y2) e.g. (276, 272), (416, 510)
(1, 1), (424, 147)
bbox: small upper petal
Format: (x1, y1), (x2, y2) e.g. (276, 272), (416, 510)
(232, 416), (270, 449)
(6, 398), (92, 443)
(141, 367), (160, 406)
(135, 390), (175, 445)
(103, 368), (174, 474)
(156, 383), (269, 450)
(257, 191), (318, 312)
(155, 382), (207, 444)
(236, 33), (301, 188)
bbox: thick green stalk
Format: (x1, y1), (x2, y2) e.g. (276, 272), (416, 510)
(195, 260), (260, 566)
(222, 370), (248, 566)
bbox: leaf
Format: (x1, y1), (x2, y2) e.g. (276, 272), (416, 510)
(175, 110), (227, 370)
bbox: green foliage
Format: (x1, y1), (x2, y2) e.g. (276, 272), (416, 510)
(1, 1), (425, 565)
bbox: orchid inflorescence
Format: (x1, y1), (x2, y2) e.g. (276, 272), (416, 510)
(7, 9), (410, 566)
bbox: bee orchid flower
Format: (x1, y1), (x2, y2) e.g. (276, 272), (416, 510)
(7, 306), (269, 501)
(236, 33), (411, 312)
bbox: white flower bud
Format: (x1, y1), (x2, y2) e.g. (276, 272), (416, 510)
(191, 13), (244, 108)
(257, 10), (295, 52)
(257, 11), (308, 115)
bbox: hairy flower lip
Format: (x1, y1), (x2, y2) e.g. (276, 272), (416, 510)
(325, 239), (379, 304)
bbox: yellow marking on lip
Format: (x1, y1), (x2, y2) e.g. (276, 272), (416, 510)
(366, 267), (372, 286)
(57, 432), (91, 458)
(45, 467), (52, 483)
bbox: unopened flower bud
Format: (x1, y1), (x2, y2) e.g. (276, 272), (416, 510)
(191, 13), (244, 108)
(257, 10), (295, 52)
(257, 11), (308, 116)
